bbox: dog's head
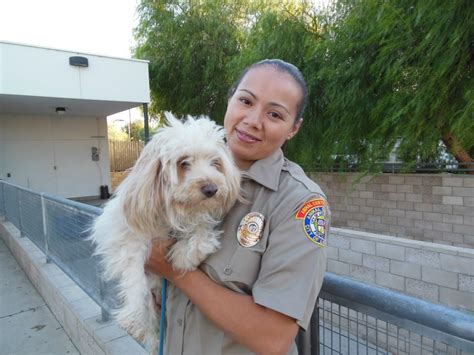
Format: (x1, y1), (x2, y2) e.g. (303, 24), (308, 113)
(118, 112), (241, 234)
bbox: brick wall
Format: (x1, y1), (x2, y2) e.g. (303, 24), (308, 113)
(310, 173), (474, 248)
(328, 228), (474, 312)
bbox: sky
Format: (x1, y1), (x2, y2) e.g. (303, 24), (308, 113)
(0, 0), (138, 58)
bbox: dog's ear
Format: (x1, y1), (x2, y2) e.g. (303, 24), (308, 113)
(119, 144), (166, 235)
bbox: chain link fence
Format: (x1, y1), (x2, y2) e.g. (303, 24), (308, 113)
(1, 180), (473, 354)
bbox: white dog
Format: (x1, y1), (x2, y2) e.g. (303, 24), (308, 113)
(90, 113), (240, 349)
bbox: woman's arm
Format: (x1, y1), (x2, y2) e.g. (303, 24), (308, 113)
(146, 241), (299, 354)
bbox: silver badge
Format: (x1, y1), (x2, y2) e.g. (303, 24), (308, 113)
(237, 212), (265, 247)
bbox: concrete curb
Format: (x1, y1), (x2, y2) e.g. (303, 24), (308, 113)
(0, 219), (147, 355)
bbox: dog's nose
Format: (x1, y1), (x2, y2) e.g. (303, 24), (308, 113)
(201, 183), (218, 198)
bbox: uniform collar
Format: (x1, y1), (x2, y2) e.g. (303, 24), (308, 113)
(241, 149), (284, 191)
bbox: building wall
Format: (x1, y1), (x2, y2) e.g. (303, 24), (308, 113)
(327, 228), (474, 312)
(310, 173), (474, 248)
(1, 41), (149, 103)
(0, 118), (5, 180)
(0, 113), (110, 198)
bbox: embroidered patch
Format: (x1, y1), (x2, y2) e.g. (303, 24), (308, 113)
(296, 199), (326, 247)
(237, 212), (265, 247)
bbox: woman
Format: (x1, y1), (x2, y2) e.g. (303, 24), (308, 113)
(146, 59), (329, 354)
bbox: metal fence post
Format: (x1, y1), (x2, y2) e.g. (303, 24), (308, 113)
(40, 194), (51, 263)
(98, 273), (110, 322)
(311, 298), (320, 355)
(17, 189), (25, 237)
(1, 182), (5, 220)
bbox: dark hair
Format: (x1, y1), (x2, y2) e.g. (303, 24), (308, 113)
(228, 59), (308, 123)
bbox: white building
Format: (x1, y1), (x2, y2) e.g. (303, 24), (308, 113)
(0, 41), (150, 198)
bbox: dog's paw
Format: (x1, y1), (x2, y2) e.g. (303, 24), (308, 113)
(168, 243), (199, 271)
(118, 317), (147, 341)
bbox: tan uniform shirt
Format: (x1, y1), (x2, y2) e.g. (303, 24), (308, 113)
(165, 149), (329, 355)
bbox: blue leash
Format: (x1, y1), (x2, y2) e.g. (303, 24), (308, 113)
(158, 278), (168, 355)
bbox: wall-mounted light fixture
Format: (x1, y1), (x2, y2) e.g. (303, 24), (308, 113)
(56, 107), (66, 115)
(69, 56), (89, 67)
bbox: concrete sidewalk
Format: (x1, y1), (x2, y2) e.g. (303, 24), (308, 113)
(0, 238), (79, 355)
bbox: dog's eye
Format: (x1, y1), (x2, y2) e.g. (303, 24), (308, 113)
(211, 159), (222, 168)
(179, 160), (191, 170)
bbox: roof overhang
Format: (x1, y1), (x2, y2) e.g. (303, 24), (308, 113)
(0, 41), (150, 117)
(0, 94), (142, 117)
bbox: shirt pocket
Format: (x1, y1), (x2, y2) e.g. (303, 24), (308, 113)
(202, 247), (262, 294)
(226, 247), (262, 289)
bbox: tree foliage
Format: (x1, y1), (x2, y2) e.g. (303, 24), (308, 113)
(134, 0), (245, 121)
(229, 2), (324, 164)
(134, 0), (473, 169)
(122, 120), (159, 141)
(108, 124), (129, 141)
(316, 0), (473, 169)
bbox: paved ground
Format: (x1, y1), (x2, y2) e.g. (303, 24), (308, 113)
(0, 238), (79, 355)
(71, 197), (108, 208)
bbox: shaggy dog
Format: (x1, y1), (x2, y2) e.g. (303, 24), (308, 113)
(90, 113), (240, 349)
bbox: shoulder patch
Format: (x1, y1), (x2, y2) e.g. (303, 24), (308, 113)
(295, 198), (327, 247)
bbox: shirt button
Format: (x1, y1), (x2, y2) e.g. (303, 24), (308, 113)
(177, 319), (183, 326)
(223, 267), (232, 275)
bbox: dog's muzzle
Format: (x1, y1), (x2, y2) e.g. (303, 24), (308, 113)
(201, 183), (218, 198)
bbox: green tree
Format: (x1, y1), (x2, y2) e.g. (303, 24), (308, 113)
(123, 120), (159, 141)
(134, 0), (322, 164)
(134, 0), (247, 122)
(314, 0), (474, 169)
(134, 0), (473, 171)
(108, 123), (129, 141)
(230, 1), (323, 166)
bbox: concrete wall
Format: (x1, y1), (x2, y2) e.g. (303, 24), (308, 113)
(0, 113), (111, 198)
(327, 228), (474, 312)
(310, 173), (474, 248)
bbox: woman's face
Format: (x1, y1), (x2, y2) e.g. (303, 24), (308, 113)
(224, 66), (303, 170)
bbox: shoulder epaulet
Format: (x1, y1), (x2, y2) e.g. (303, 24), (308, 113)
(283, 160), (326, 198)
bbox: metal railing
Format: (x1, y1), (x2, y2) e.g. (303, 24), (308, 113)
(0, 180), (117, 320)
(313, 274), (474, 354)
(1, 180), (473, 354)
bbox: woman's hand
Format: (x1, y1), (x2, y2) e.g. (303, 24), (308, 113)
(145, 238), (180, 281)
(145, 239), (298, 353)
